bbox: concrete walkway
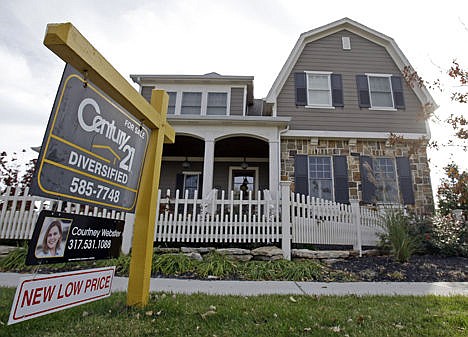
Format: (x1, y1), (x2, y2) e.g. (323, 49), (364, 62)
(1, 272), (467, 296)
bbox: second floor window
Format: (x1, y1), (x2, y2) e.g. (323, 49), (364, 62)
(307, 73), (332, 107)
(356, 74), (405, 110)
(295, 72), (343, 108)
(368, 76), (393, 108)
(167, 92), (177, 114)
(207, 92), (227, 115)
(181, 92), (202, 115)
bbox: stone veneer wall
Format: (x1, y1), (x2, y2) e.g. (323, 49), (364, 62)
(281, 138), (434, 215)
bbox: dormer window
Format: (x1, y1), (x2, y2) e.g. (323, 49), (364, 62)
(295, 72), (344, 108)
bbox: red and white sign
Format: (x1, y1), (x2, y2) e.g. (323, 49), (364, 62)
(8, 266), (115, 325)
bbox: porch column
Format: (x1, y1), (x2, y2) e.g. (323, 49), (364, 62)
(202, 138), (215, 198)
(269, 140), (280, 199)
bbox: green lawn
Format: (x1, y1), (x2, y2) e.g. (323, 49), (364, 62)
(0, 288), (466, 337)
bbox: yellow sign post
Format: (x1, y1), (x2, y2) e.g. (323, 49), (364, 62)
(43, 23), (175, 306)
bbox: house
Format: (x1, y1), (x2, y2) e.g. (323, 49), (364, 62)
(131, 18), (436, 215)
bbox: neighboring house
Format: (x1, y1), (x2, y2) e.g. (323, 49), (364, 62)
(131, 18), (437, 215)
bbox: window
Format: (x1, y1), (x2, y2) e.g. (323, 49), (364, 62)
(373, 158), (399, 202)
(368, 76), (393, 108)
(360, 156), (415, 205)
(308, 156), (333, 200)
(294, 155), (349, 203)
(183, 174), (199, 198)
(295, 72), (343, 107)
(167, 92), (176, 114)
(207, 92), (227, 115)
(356, 74), (405, 109)
(307, 73), (332, 107)
(181, 92), (202, 114)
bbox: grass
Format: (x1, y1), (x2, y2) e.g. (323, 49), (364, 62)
(0, 288), (466, 336)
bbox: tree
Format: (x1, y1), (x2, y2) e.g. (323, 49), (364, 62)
(437, 163), (468, 215)
(0, 150), (36, 194)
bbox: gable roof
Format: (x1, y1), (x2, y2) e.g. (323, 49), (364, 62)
(266, 17), (437, 112)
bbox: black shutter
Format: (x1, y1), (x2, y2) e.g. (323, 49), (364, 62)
(294, 155), (309, 196)
(391, 76), (405, 109)
(176, 173), (184, 195)
(396, 157), (415, 204)
(331, 74), (344, 107)
(356, 75), (371, 108)
(333, 156), (349, 204)
(360, 156), (376, 204)
(295, 72), (307, 106)
(197, 175), (203, 199)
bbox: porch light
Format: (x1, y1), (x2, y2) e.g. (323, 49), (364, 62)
(182, 157), (191, 169)
(241, 157), (248, 170)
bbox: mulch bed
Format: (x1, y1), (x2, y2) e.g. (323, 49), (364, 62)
(329, 254), (468, 282)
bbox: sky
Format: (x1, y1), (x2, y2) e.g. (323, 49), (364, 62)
(0, 0), (467, 198)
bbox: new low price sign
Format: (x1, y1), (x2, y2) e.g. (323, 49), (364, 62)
(8, 267), (115, 325)
(31, 64), (150, 211)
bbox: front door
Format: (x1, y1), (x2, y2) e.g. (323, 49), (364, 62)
(230, 168), (258, 199)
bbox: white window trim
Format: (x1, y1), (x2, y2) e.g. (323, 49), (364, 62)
(305, 71), (334, 109)
(307, 156), (335, 201)
(366, 73), (396, 110)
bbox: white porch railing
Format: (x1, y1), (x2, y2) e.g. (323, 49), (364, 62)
(154, 189), (281, 243)
(0, 182), (385, 258)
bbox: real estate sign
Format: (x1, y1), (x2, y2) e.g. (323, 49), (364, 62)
(8, 267), (115, 325)
(25, 210), (124, 266)
(31, 64), (150, 211)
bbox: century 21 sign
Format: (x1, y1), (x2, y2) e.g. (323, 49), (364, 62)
(32, 64), (150, 211)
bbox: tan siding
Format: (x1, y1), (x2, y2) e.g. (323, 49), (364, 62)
(277, 30), (427, 133)
(230, 87), (244, 116)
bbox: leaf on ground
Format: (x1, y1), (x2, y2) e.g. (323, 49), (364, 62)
(303, 327), (311, 331)
(330, 326), (341, 333)
(209, 305), (217, 311)
(156, 310), (163, 316)
(145, 311), (153, 316)
(289, 296), (297, 303)
(201, 310), (217, 320)
(394, 323), (404, 329)
(82, 311), (89, 317)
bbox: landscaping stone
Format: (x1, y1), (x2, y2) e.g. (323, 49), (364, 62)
(181, 247), (216, 254)
(361, 249), (381, 256)
(0, 246), (17, 257)
(292, 249), (350, 259)
(251, 246), (283, 257)
(252, 254), (283, 261)
(226, 254), (253, 262)
(154, 247), (180, 254)
(216, 248), (251, 256)
(183, 252), (203, 261)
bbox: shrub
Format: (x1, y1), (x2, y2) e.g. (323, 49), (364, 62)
(379, 210), (418, 263)
(430, 214), (467, 257)
(195, 251), (237, 278)
(152, 253), (195, 276)
(437, 164), (468, 216)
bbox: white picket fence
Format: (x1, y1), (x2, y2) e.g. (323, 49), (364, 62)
(291, 194), (384, 247)
(0, 182), (385, 257)
(0, 186), (125, 240)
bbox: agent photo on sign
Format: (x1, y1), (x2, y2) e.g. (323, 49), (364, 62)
(35, 217), (71, 258)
